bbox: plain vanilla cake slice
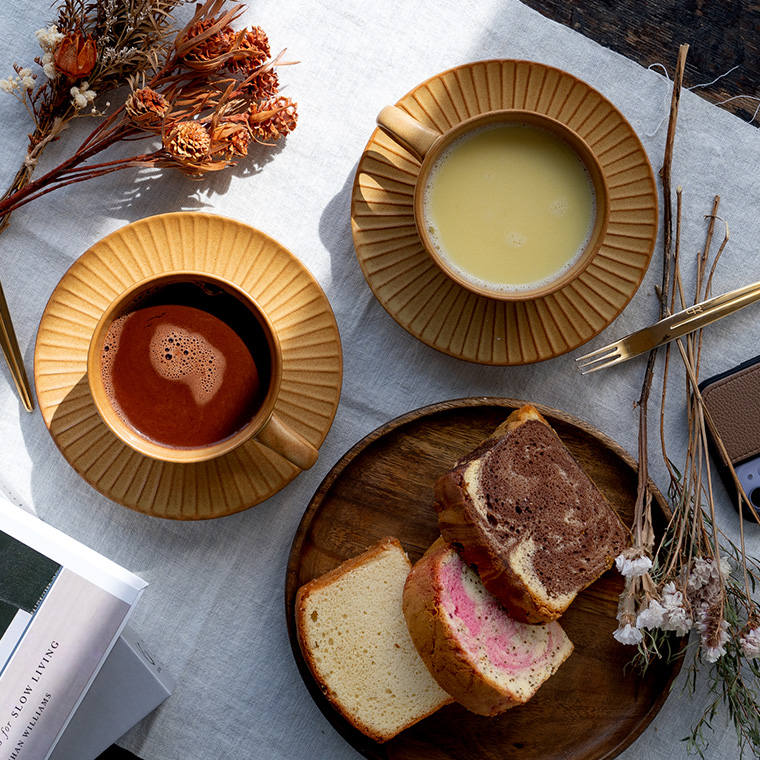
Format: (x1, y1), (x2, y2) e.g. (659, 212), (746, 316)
(403, 538), (573, 716)
(295, 537), (453, 742)
(434, 404), (630, 624)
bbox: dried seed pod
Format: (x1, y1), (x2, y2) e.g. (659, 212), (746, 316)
(166, 121), (211, 162)
(54, 30), (97, 78)
(125, 87), (170, 127)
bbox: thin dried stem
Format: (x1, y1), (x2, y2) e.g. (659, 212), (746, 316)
(636, 45), (689, 569)
(659, 44), (690, 304)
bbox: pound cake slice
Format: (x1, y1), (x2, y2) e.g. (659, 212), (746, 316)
(403, 538), (573, 716)
(434, 404), (630, 624)
(295, 537), (453, 743)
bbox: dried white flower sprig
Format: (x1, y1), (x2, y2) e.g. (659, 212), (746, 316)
(0, 68), (37, 95)
(616, 549), (653, 579)
(614, 44), (760, 757)
(615, 553), (735, 655)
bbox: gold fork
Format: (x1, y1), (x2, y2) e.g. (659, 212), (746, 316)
(575, 279), (760, 374)
(0, 281), (33, 411)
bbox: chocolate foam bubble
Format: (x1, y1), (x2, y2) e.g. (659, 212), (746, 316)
(150, 322), (226, 405)
(101, 314), (230, 410)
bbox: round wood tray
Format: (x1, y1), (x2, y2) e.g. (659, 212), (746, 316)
(286, 397), (680, 760)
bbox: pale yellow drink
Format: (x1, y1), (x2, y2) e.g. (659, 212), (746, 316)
(423, 123), (596, 293)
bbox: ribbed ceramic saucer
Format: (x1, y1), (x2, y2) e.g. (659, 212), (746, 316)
(34, 212), (343, 519)
(351, 59), (659, 365)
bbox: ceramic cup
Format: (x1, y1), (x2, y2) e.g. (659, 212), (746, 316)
(376, 106), (610, 301)
(87, 271), (319, 469)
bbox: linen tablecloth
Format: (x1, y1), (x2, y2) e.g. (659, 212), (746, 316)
(1, 1), (759, 758)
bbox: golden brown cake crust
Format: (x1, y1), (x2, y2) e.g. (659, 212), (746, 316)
(434, 405), (630, 624)
(295, 537), (453, 742)
(295, 536), (403, 611)
(402, 538), (524, 716)
(403, 537), (574, 717)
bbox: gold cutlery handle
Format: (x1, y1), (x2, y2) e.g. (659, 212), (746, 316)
(660, 279), (760, 342)
(0, 281), (34, 412)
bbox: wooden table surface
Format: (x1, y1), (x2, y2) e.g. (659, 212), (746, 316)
(522, 0), (760, 125)
(97, 3), (754, 759)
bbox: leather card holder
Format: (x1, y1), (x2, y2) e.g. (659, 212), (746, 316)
(701, 355), (760, 466)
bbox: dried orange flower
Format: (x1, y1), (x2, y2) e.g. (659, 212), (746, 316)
(125, 87), (170, 127)
(248, 96), (297, 142)
(181, 19), (235, 71)
(226, 26), (270, 74)
(210, 119), (252, 159)
(242, 68), (279, 100)
(54, 30), (97, 78)
(0, 0), (299, 224)
(166, 121), (211, 162)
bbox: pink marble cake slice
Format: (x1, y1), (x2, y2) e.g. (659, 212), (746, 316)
(434, 404), (630, 623)
(403, 537), (574, 717)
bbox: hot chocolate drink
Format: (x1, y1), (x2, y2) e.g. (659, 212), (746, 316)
(100, 280), (269, 449)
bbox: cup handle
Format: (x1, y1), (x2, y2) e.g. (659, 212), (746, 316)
(376, 106), (440, 162)
(255, 412), (319, 470)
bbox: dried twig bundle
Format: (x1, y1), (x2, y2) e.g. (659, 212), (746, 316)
(613, 44), (760, 757)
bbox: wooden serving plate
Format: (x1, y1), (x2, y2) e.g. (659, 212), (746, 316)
(286, 397), (680, 760)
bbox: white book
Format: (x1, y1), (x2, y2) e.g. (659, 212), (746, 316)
(49, 625), (174, 760)
(0, 498), (146, 760)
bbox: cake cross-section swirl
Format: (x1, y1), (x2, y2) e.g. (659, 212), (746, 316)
(434, 404), (631, 624)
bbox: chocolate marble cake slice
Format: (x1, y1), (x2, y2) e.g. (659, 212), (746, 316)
(434, 404), (630, 624)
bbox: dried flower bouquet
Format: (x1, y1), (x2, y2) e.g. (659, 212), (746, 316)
(0, 0), (298, 229)
(613, 45), (760, 757)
